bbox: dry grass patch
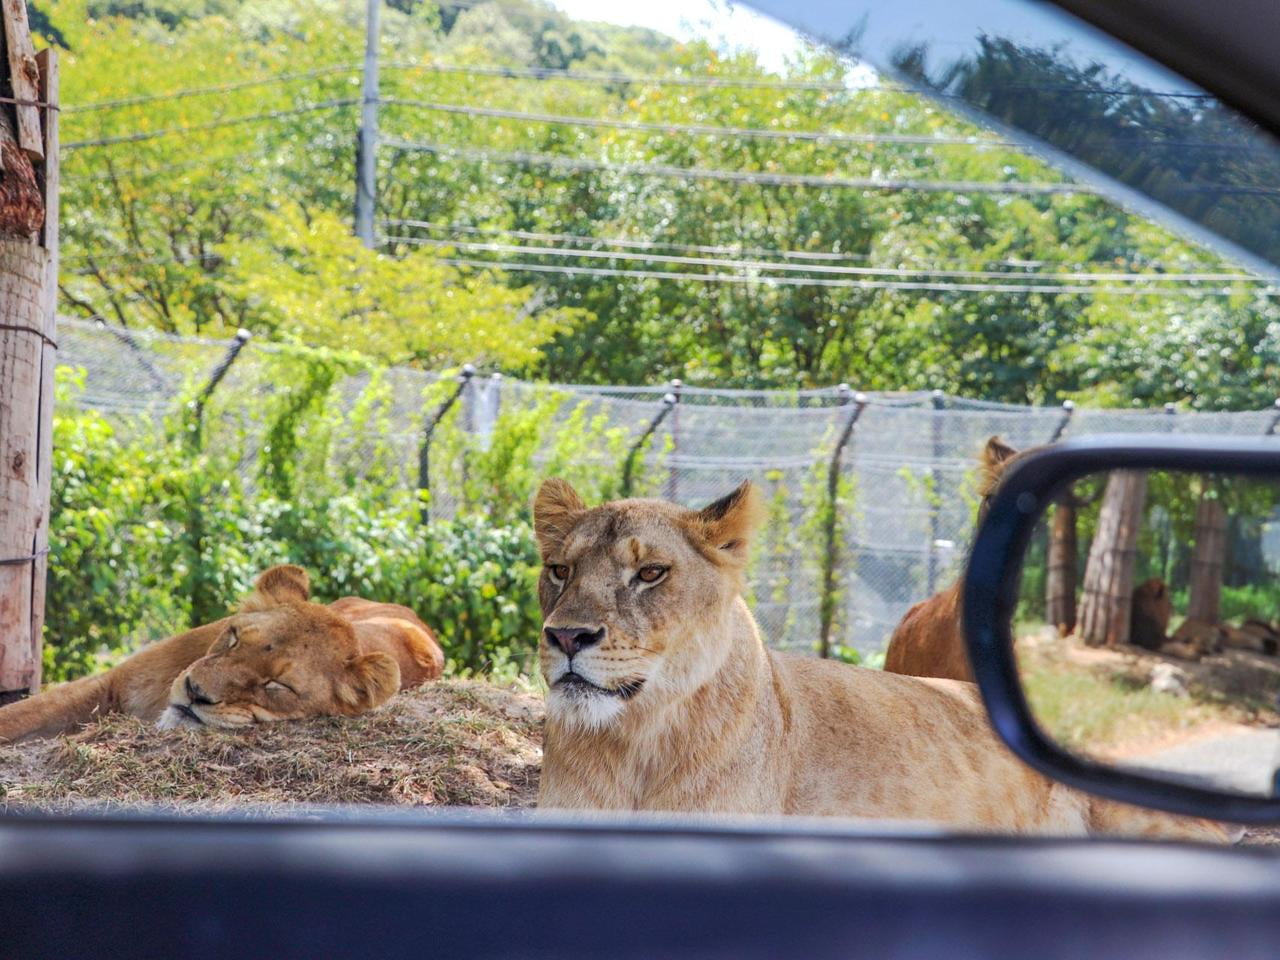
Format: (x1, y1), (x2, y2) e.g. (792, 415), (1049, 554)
(0, 680), (542, 815)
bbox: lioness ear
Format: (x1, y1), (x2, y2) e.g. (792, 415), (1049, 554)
(533, 478), (586, 555)
(240, 564), (311, 612)
(977, 436), (1020, 500)
(693, 481), (764, 564)
(335, 652), (401, 715)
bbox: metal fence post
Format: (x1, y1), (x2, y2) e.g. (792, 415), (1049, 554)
(1265, 398), (1280, 435)
(187, 328), (250, 454)
(621, 392), (677, 497)
(819, 386), (867, 659)
(665, 378), (682, 502)
(926, 389), (946, 595)
(417, 363), (475, 524)
(183, 328), (250, 626)
(1049, 399), (1075, 442)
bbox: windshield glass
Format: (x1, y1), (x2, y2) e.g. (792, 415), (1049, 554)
(2, 0), (1273, 844)
(747, 0), (1280, 280)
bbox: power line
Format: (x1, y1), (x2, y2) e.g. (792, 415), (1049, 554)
(63, 99), (358, 150)
(385, 233), (1267, 286)
(384, 61), (865, 92)
(412, 250), (1270, 296)
(383, 138), (1097, 196)
(383, 61), (1219, 101)
(381, 218), (1256, 279)
(63, 251), (223, 272)
(65, 64), (359, 113)
(379, 97), (1014, 148)
(384, 218), (927, 263)
(62, 145), (328, 183)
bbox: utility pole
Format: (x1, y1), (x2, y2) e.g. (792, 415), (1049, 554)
(354, 0), (380, 247)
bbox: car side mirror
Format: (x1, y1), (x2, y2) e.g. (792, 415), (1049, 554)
(964, 436), (1280, 824)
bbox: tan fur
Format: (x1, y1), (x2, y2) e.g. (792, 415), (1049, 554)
(1222, 621), (1279, 656)
(1166, 619), (1224, 660)
(0, 565), (443, 742)
(883, 436), (1025, 683)
(533, 481), (1234, 842)
(1130, 578), (1173, 651)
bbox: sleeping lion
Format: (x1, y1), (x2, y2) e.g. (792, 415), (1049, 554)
(532, 479), (1235, 842)
(0, 564), (443, 742)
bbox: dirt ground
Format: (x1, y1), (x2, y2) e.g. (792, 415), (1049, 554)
(0, 679), (543, 815)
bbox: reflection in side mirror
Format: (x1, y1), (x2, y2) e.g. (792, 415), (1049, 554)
(1014, 468), (1280, 798)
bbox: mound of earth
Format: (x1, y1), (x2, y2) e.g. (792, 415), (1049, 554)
(0, 680), (542, 815)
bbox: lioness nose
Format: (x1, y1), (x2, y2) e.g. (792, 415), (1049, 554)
(544, 626), (604, 658)
(185, 675), (215, 705)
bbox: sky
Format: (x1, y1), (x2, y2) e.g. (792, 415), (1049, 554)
(543, 0), (807, 73)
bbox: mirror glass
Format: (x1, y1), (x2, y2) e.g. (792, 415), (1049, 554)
(1016, 469), (1280, 797)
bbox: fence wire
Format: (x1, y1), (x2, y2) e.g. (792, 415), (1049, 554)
(56, 318), (1280, 656)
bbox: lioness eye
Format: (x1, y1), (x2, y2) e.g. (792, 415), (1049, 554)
(548, 564), (570, 581)
(636, 565), (668, 584)
(265, 679), (293, 694)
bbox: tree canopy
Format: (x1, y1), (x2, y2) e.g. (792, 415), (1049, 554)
(45, 0), (1280, 406)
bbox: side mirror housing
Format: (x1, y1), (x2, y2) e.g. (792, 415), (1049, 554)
(964, 435), (1280, 824)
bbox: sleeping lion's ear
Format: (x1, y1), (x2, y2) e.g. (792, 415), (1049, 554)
(533, 478), (586, 554)
(693, 481), (764, 564)
(240, 564), (311, 612)
(335, 653), (401, 714)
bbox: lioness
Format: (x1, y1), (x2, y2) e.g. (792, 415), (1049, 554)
(883, 436), (1025, 682)
(532, 479), (1234, 841)
(0, 565), (443, 742)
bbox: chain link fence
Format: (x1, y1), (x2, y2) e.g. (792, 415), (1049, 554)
(56, 317), (1280, 657)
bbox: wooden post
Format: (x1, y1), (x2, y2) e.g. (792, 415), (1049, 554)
(1187, 494), (1226, 625)
(1078, 470), (1147, 646)
(0, 3), (57, 703)
(1046, 492), (1078, 636)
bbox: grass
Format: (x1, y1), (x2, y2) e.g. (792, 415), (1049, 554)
(0, 679), (543, 815)
(1022, 661), (1215, 753)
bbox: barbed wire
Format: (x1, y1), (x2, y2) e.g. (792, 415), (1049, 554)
(65, 64), (360, 113)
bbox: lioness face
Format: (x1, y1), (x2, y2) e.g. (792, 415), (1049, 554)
(533, 479), (763, 730)
(158, 565), (400, 731)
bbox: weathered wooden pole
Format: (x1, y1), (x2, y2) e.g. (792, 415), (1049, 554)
(0, 1), (57, 704)
(1078, 470), (1147, 647)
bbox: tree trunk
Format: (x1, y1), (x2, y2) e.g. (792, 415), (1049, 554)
(1046, 492), (1078, 636)
(0, 9), (56, 704)
(1078, 471), (1147, 647)
(1187, 495), (1226, 625)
